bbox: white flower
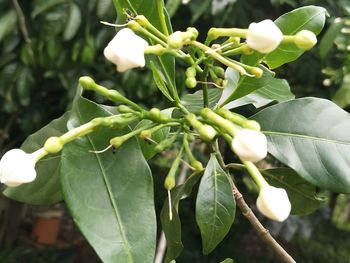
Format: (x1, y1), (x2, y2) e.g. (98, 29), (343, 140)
(256, 185), (291, 221)
(246, 19), (283, 53)
(0, 149), (38, 187)
(231, 129), (267, 162)
(104, 28), (149, 72)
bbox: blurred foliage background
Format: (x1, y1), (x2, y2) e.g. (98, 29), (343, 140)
(1, 0), (350, 262)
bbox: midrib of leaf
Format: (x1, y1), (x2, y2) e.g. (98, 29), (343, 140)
(287, 8), (325, 34)
(77, 109), (134, 263)
(208, 162), (219, 249)
(263, 131), (350, 145)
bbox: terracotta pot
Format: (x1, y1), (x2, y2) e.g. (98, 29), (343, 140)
(31, 210), (63, 245)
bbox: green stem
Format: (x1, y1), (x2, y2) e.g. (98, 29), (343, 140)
(201, 65), (209, 108)
(191, 41), (247, 75)
(242, 161), (269, 189)
(206, 28), (248, 45)
(156, 0), (169, 36)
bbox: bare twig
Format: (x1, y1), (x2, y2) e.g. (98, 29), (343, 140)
(213, 140), (296, 263)
(11, 0), (35, 62)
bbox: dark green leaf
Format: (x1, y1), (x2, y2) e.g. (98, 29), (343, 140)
(242, 6), (327, 69)
(32, 0), (67, 18)
(222, 66), (293, 106)
(220, 259), (234, 263)
(181, 89), (222, 113)
(265, 6), (327, 69)
(252, 97), (350, 193)
(165, 0), (181, 18)
(150, 61), (174, 102)
(196, 154), (235, 254)
(63, 2), (81, 41)
(0, 10), (17, 42)
(262, 168), (327, 215)
(4, 112), (70, 205)
(333, 75), (350, 108)
(161, 172), (202, 262)
(61, 92), (156, 263)
(97, 0), (113, 18)
(319, 19), (343, 59)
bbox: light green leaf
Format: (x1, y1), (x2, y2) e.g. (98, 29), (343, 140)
(222, 66), (294, 107)
(63, 2), (81, 41)
(61, 92), (156, 263)
(165, 0), (181, 18)
(97, 0), (113, 18)
(181, 89), (222, 113)
(4, 112), (70, 205)
(262, 168), (327, 215)
(160, 172), (202, 262)
(252, 97), (350, 193)
(196, 154), (235, 254)
(150, 61), (174, 102)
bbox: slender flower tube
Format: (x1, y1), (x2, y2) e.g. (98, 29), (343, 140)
(231, 129), (267, 162)
(246, 19), (283, 53)
(256, 185), (291, 221)
(0, 148), (46, 187)
(104, 28), (149, 72)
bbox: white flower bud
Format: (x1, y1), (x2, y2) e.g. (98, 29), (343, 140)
(246, 19), (283, 53)
(0, 149), (38, 187)
(231, 129), (267, 162)
(256, 185), (291, 221)
(294, 30), (317, 50)
(104, 28), (149, 72)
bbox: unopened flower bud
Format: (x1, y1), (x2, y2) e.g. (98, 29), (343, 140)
(79, 76), (96, 90)
(256, 185), (291, 221)
(104, 28), (149, 72)
(191, 160), (203, 171)
(164, 175), (176, 190)
(294, 30), (317, 50)
(185, 77), (197, 89)
(198, 124), (217, 142)
(44, 136), (63, 154)
(186, 67), (197, 78)
(231, 129), (267, 162)
(246, 20), (283, 53)
(242, 120), (261, 131)
(110, 137), (125, 148)
(0, 149), (38, 187)
(140, 130), (152, 140)
(251, 67), (263, 78)
(167, 31), (184, 49)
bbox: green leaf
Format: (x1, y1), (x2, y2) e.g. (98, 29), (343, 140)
(0, 10), (17, 43)
(181, 89), (222, 113)
(63, 2), (81, 41)
(265, 6), (327, 69)
(242, 6), (327, 69)
(262, 168), (327, 215)
(112, 0), (176, 92)
(319, 19), (343, 59)
(97, 0), (113, 18)
(4, 112), (70, 205)
(160, 172), (202, 262)
(165, 0), (181, 18)
(196, 154), (235, 254)
(222, 67), (294, 107)
(220, 259), (234, 263)
(252, 97), (350, 193)
(150, 61), (174, 102)
(32, 0), (67, 18)
(332, 75), (350, 109)
(61, 92), (156, 263)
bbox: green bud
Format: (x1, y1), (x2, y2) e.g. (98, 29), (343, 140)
(107, 90), (124, 101)
(110, 137), (125, 148)
(213, 66), (225, 78)
(243, 120), (261, 131)
(140, 130), (152, 140)
(117, 105), (134, 113)
(79, 76), (96, 90)
(294, 30), (317, 50)
(251, 67), (263, 78)
(191, 160), (204, 172)
(134, 15), (148, 27)
(127, 20), (143, 32)
(149, 108), (161, 121)
(185, 77), (197, 89)
(197, 124), (217, 141)
(167, 31), (184, 49)
(186, 67), (197, 78)
(164, 176), (176, 190)
(186, 27), (199, 40)
(44, 136), (63, 154)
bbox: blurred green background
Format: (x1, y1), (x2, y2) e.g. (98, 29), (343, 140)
(1, 0), (350, 262)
